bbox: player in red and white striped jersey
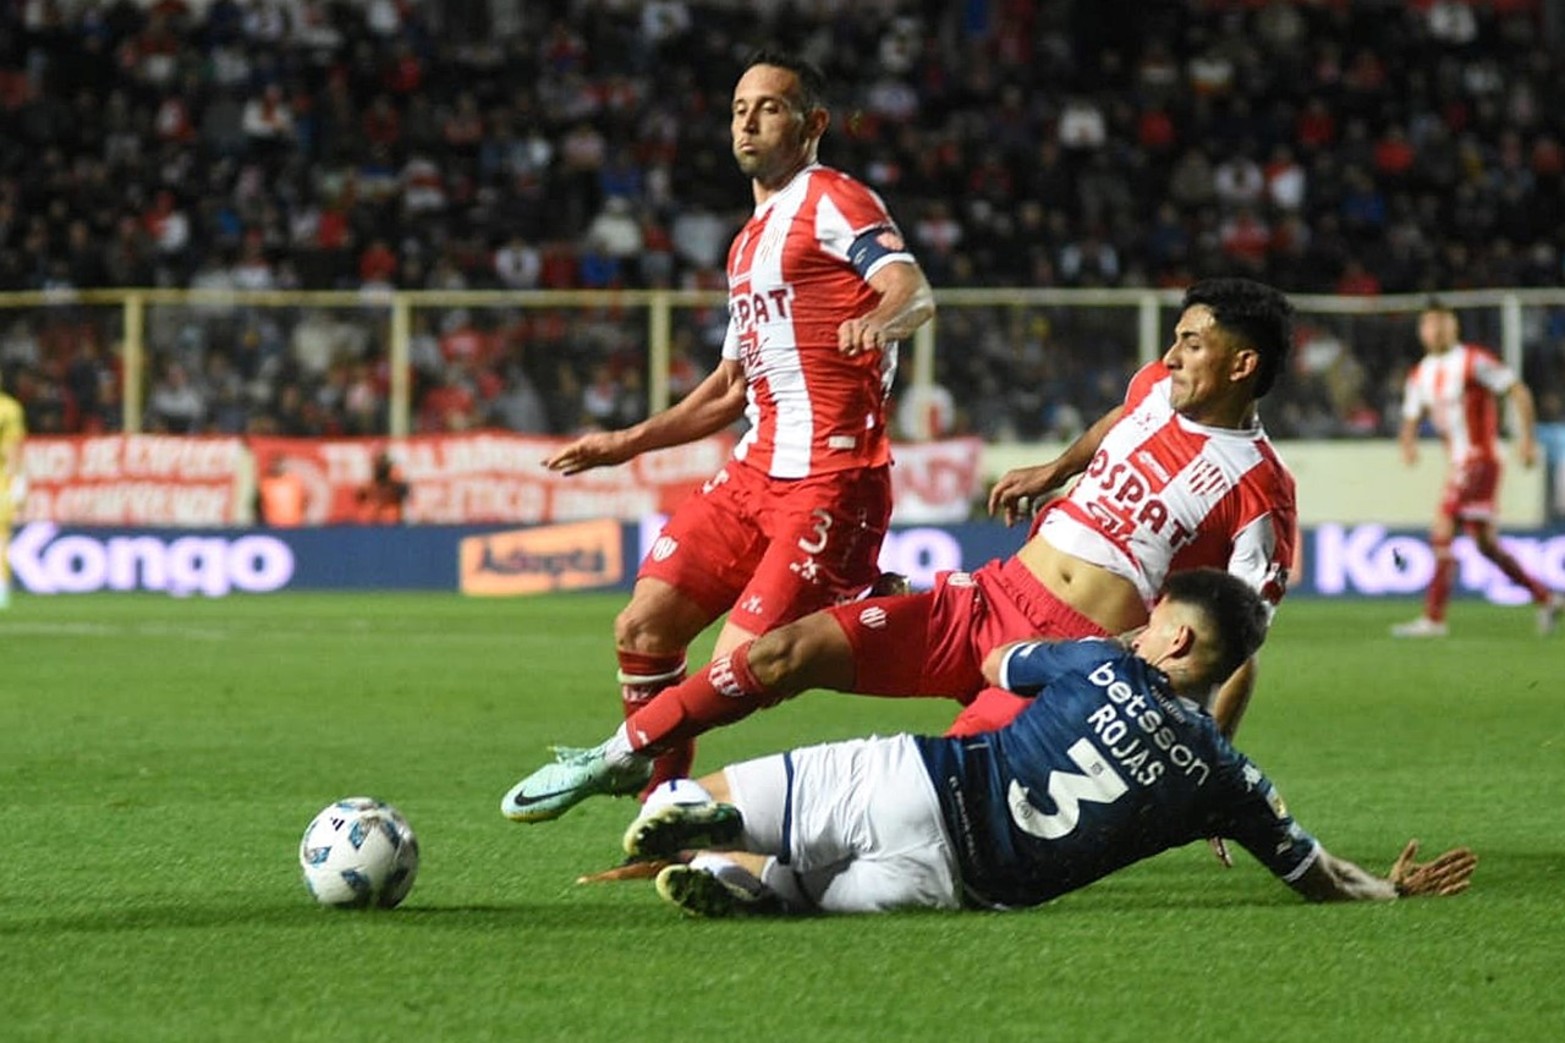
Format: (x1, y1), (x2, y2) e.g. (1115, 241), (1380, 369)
(1391, 303), (1561, 637)
(499, 280), (1301, 833)
(523, 50), (934, 806)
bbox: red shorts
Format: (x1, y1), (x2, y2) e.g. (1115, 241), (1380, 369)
(1440, 456), (1500, 523)
(638, 460), (892, 634)
(822, 556), (1111, 711)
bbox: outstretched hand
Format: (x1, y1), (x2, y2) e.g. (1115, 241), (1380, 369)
(1388, 839), (1477, 897)
(543, 431), (633, 476)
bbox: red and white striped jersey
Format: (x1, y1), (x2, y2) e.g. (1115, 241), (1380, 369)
(1037, 362), (1297, 612)
(722, 164), (913, 478)
(1400, 343), (1515, 464)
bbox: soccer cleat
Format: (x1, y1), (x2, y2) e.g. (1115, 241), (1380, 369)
(501, 747), (652, 823)
(547, 744), (595, 763)
(1390, 616), (1448, 639)
(655, 863), (773, 918)
(1539, 594), (1564, 637)
(623, 801), (744, 860)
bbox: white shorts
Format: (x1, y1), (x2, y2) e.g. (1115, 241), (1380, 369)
(723, 734), (961, 914)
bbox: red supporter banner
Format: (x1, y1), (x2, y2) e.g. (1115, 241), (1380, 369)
(247, 432), (735, 525)
(18, 436), (244, 526)
(890, 437), (985, 524)
(16, 433), (982, 526)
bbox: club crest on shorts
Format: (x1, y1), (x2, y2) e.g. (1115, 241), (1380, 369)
(651, 536), (678, 562)
(858, 606), (888, 629)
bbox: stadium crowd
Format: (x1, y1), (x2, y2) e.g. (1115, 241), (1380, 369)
(1, 0), (1563, 441)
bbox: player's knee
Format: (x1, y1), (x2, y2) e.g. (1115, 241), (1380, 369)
(614, 601), (677, 654)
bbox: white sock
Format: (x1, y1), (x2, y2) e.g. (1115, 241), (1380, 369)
(688, 853), (767, 901)
(759, 857), (811, 911)
(598, 724), (639, 770)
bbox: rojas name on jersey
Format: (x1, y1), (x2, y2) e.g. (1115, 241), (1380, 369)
(1084, 660), (1211, 787)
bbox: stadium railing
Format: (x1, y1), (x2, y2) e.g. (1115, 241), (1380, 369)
(0, 287), (1561, 438)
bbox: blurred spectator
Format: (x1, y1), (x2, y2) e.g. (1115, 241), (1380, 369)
(494, 235), (541, 290)
(0, 0), (1562, 442)
(146, 361), (205, 434)
(1213, 151), (1266, 210)
(489, 364), (549, 433)
(355, 452), (409, 524)
(256, 456), (307, 527)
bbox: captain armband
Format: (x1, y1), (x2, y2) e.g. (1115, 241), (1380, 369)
(846, 225), (913, 280)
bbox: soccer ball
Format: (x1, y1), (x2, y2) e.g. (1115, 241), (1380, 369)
(299, 797), (420, 909)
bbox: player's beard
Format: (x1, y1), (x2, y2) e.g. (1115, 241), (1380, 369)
(734, 137), (807, 188)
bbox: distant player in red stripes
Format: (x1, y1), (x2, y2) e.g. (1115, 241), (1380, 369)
(503, 279), (1301, 826)
(517, 49), (934, 819)
(1391, 302), (1562, 638)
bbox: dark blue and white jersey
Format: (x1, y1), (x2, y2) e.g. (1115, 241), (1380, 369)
(915, 638), (1320, 909)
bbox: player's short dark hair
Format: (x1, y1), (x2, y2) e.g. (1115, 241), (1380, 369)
(1160, 568), (1270, 684)
(1420, 297), (1459, 332)
(743, 47), (828, 112)
(1181, 278), (1294, 399)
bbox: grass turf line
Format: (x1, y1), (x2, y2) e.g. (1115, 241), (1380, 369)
(0, 593), (1558, 1042)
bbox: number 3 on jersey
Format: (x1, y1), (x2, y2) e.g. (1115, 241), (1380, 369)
(1007, 737), (1129, 840)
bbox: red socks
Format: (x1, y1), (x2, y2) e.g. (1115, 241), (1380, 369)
(617, 650), (690, 791)
(624, 641), (775, 756)
(1425, 539), (1455, 622)
(1430, 534), (1554, 619)
(1485, 547), (1551, 603)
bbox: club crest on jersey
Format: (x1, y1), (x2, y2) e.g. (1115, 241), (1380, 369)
(651, 536), (678, 562)
(858, 606), (888, 629)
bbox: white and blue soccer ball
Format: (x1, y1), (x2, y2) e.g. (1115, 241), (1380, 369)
(299, 797), (420, 909)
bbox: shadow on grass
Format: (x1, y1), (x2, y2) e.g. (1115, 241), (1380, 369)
(0, 900), (660, 935)
(4, 847), (1537, 935)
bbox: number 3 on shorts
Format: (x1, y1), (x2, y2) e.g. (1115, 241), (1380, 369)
(797, 508), (833, 555)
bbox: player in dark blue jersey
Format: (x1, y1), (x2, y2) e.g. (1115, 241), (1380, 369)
(621, 569), (1476, 915)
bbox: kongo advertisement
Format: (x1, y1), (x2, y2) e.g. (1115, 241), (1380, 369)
(9, 519), (1564, 599)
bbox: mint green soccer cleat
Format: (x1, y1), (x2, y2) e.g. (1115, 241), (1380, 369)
(655, 864), (773, 918)
(501, 747), (652, 822)
(624, 801), (744, 859)
(547, 744), (596, 762)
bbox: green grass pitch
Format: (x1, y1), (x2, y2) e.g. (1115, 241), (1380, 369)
(0, 592), (1559, 1042)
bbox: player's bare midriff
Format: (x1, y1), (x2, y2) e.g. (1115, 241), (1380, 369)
(1015, 535), (1148, 636)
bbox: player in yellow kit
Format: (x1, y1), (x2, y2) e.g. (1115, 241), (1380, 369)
(0, 376), (25, 609)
